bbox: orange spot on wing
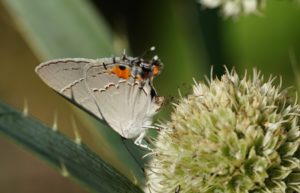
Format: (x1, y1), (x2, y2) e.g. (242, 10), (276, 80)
(153, 65), (160, 76)
(111, 65), (131, 79)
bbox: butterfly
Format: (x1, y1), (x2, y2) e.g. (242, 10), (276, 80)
(35, 48), (164, 150)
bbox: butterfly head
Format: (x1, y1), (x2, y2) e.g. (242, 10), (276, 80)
(110, 46), (163, 82)
(131, 47), (163, 80)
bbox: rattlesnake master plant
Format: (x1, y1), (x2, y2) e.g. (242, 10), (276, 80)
(146, 69), (300, 193)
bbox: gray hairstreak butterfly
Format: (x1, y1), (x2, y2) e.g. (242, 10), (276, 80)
(35, 48), (164, 150)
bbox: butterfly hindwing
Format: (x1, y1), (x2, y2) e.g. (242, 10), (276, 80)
(35, 58), (114, 120)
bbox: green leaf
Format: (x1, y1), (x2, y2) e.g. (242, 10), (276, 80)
(0, 101), (143, 193)
(1, 0), (113, 59)
(1, 0), (145, 184)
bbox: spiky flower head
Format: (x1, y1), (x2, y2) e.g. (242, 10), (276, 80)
(198, 0), (265, 17)
(147, 69), (300, 193)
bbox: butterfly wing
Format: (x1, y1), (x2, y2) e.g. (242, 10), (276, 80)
(36, 58), (163, 139)
(35, 58), (115, 121)
(85, 71), (161, 138)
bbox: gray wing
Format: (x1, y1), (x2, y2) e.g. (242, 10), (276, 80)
(36, 58), (163, 138)
(86, 70), (162, 138)
(35, 58), (114, 120)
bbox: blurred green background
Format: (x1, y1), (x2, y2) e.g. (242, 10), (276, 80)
(0, 0), (300, 193)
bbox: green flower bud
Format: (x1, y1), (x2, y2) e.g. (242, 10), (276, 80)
(146, 69), (300, 193)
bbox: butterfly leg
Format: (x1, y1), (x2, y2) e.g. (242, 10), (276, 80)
(134, 131), (152, 151)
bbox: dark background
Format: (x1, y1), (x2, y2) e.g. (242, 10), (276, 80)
(0, 0), (300, 192)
